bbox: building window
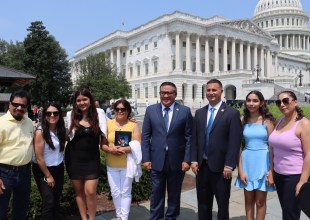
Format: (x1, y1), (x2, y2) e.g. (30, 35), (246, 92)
(122, 68), (126, 75)
(137, 65), (140, 76)
(210, 47), (214, 52)
(210, 64), (214, 72)
(227, 49), (230, 54)
(172, 40), (176, 45)
(154, 61), (158, 73)
(123, 52), (126, 58)
(145, 87), (148, 98)
(172, 60), (176, 70)
(183, 61), (186, 71)
(201, 45), (205, 50)
(183, 41), (186, 47)
(137, 88), (140, 99)
(130, 50), (132, 55)
(192, 62), (196, 72)
(192, 43), (196, 49)
(130, 67), (133, 77)
(219, 48), (222, 54)
(145, 63), (149, 75)
(145, 44), (148, 51)
(201, 63), (205, 73)
(154, 41), (157, 48)
(154, 86), (158, 98)
(137, 47), (140, 53)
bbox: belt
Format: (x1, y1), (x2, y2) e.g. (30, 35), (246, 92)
(0, 163), (30, 171)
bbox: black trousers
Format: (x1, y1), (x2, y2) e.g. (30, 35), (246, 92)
(32, 162), (64, 220)
(274, 171), (301, 220)
(196, 160), (231, 220)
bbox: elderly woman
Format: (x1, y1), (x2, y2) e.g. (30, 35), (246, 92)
(269, 91), (310, 220)
(101, 99), (141, 220)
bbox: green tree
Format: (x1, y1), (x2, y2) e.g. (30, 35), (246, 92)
(23, 21), (72, 107)
(73, 52), (131, 102)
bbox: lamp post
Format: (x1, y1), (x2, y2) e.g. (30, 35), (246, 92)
(297, 70), (303, 87)
(253, 64), (261, 83)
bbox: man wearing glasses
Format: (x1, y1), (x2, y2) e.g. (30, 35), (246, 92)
(142, 81), (193, 220)
(0, 90), (34, 219)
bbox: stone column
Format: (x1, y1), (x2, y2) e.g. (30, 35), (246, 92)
(260, 47), (265, 77)
(205, 38), (210, 74)
(266, 49), (271, 78)
(116, 47), (121, 72)
(196, 36), (201, 73)
(299, 34), (301, 49)
(175, 32), (181, 70)
(303, 35), (306, 50)
(239, 41), (244, 70)
(275, 53), (278, 76)
(110, 49), (114, 64)
(223, 37), (227, 72)
(254, 44), (258, 69)
(231, 38), (236, 71)
(247, 43), (251, 70)
(214, 35), (219, 73)
(186, 34), (191, 71)
(286, 35), (289, 49)
(292, 35), (295, 49)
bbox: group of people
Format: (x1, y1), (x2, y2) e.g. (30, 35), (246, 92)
(0, 79), (309, 220)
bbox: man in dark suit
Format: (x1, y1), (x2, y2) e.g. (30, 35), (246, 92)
(142, 82), (193, 220)
(191, 79), (242, 220)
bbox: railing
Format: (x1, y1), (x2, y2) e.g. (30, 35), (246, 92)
(293, 84), (310, 88)
(242, 78), (275, 85)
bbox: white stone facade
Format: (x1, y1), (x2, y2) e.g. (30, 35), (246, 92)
(70, 0), (310, 109)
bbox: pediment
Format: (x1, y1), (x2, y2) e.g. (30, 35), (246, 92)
(218, 19), (271, 38)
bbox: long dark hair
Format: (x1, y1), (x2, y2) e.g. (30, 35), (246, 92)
(41, 102), (66, 151)
(278, 91), (304, 121)
(69, 88), (100, 136)
(243, 90), (275, 124)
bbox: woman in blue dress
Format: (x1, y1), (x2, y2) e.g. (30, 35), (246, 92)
(235, 90), (275, 220)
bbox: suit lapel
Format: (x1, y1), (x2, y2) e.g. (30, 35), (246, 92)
(156, 104), (167, 131)
(210, 103), (226, 132)
(168, 103), (180, 133)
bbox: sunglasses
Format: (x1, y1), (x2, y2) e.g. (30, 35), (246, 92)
(46, 111), (60, 117)
(115, 107), (127, 112)
(11, 102), (28, 109)
(159, 91), (175, 96)
(275, 97), (291, 107)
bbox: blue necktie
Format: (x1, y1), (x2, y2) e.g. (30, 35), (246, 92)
(205, 107), (215, 155)
(164, 107), (170, 131)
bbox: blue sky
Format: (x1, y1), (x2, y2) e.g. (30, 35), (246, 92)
(1, 0), (310, 58)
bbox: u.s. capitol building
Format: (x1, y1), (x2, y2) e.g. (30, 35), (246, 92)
(70, 0), (310, 108)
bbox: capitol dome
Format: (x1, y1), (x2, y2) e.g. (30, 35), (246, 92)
(254, 0), (304, 16)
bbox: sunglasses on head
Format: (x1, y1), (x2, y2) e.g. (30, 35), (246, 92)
(46, 111), (60, 117)
(115, 107), (127, 112)
(275, 97), (291, 107)
(11, 102), (28, 109)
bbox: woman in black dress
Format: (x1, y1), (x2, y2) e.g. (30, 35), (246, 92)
(66, 88), (105, 220)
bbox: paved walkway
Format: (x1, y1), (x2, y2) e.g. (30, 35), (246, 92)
(96, 170), (308, 220)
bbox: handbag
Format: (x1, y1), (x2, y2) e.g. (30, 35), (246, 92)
(297, 181), (310, 218)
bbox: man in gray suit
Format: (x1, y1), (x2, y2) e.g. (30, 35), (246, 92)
(142, 82), (193, 220)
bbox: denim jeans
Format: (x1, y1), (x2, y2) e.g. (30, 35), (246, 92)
(0, 164), (31, 220)
(32, 162), (64, 220)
